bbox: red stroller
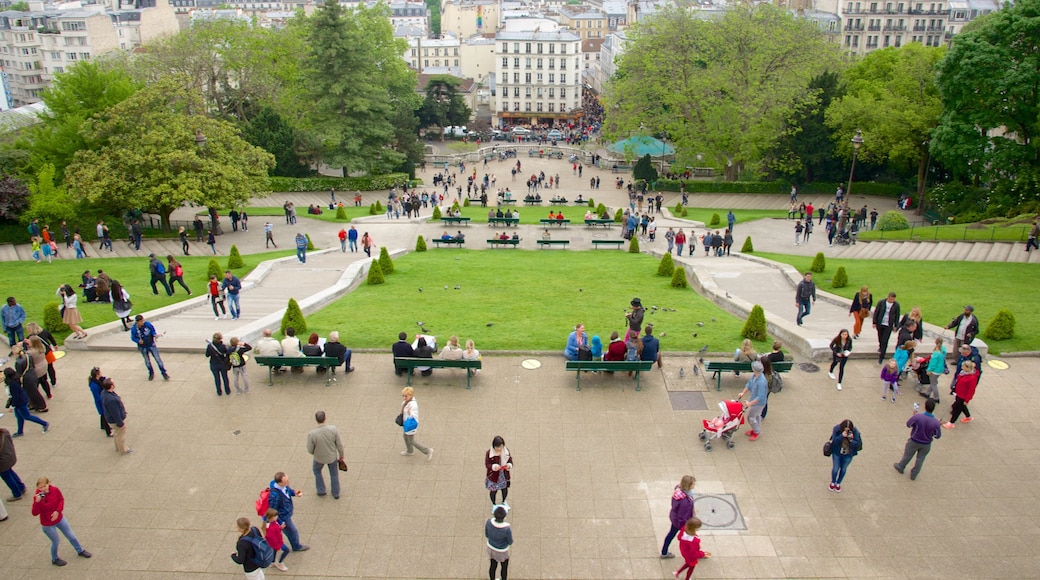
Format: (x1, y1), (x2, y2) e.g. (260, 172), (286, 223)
(698, 400), (746, 451)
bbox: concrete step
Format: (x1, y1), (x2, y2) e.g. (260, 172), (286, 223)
(964, 242), (991, 262)
(1029, 248), (1040, 264)
(12, 243), (33, 262)
(0, 243), (19, 261)
(889, 241), (922, 260)
(851, 241), (885, 260)
(945, 242), (973, 261)
(985, 243), (1013, 262)
(924, 242), (955, 261)
(872, 242), (904, 260)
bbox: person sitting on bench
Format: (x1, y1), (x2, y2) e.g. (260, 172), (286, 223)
(455, 231), (465, 242)
(392, 332), (414, 376)
(415, 336), (434, 376)
(441, 231), (453, 241)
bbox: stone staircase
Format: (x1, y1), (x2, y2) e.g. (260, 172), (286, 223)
(834, 240), (1040, 263)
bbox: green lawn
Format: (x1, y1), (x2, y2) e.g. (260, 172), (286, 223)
(755, 252), (1039, 354)
(857, 220), (1033, 242)
(306, 251), (766, 351)
(213, 206), (374, 224)
(681, 209), (790, 227)
(0, 250), (293, 343)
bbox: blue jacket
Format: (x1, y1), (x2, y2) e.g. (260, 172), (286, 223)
(926, 346), (947, 374)
(830, 424), (862, 457)
(130, 321), (158, 348)
(745, 372), (768, 407)
(89, 376), (105, 416)
(268, 481), (296, 521)
(1, 303), (26, 329)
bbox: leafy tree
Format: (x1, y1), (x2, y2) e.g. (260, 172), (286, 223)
(606, 3), (840, 180)
(826, 44), (944, 199)
(24, 61), (141, 180)
(417, 76), (472, 129)
(23, 164), (76, 225)
(932, 0), (1040, 210)
(389, 103), (424, 178)
(64, 78), (275, 230)
(424, 0), (441, 35)
(301, 0), (419, 175)
(768, 71), (845, 183)
(242, 108), (310, 177)
(0, 175), (30, 221)
(633, 154), (658, 183)
(9, 2), (30, 10)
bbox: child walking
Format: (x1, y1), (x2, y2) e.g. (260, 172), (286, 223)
(881, 358), (900, 402)
(674, 517), (711, 580)
(263, 508), (290, 571)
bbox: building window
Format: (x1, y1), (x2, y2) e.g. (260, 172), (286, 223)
(549, 74), (554, 83)
(549, 44), (555, 54)
(525, 43), (531, 53)
(67, 53), (77, 60)
(61, 21), (86, 31)
(525, 102), (531, 112)
(514, 102), (520, 111)
(537, 73), (543, 82)
(549, 102), (555, 112)
(537, 43), (543, 53)
(548, 88), (555, 98)
(514, 58), (519, 67)
(525, 88), (531, 97)
(549, 58), (555, 70)
(537, 58), (542, 69)
(525, 73), (531, 83)
(561, 74), (566, 84)
(525, 58), (531, 68)
(513, 87), (519, 97)
(536, 102), (543, 112)
(560, 88), (566, 98)
(513, 73), (519, 83)
(561, 44), (567, 54)
(502, 43), (508, 53)
(561, 60), (566, 70)
(502, 57), (508, 68)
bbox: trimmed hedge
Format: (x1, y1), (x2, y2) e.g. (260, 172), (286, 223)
(415, 235), (427, 252)
(268, 174), (411, 192)
(983, 308), (1015, 341)
(670, 266), (688, 288)
(657, 253), (675, 276)
(378, 246), (394, 274)
(366, 260), (385, 285)
(810, 252), (826, 273)
(652, 179), (908, 197)
(280, 298), (307, 337)
(741, 305), (768, 341)
(207, 258), (222, 279)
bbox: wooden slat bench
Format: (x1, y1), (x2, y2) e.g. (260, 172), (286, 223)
(564, 360), (655, 391)
(488, 217), (519, 227)
(592, 240), (625, 249)
(585, 219), (615, 228)
(539, 219), (571, 228)
(254, 356), (344, 387)
(393, 357), (482, 389)
(536, 239), (569, 249)
(431, 238), (465, 248)
(487, 239), (520, 248)
(441, 217), (471, 226)
(703, 360), (793, 391)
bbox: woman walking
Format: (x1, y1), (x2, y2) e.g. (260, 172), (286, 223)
(943, 360), (980, 429)
(31, 476), (91, 566)
(230, 517), (265, 579)
(208, 274), (228, 320)
(178, 226), (190, 255)
(4, 367), (48, 436)
(924, 337), (947, 402)
(25, 322), (58, 386)
(12, 344), (47, 413)
(485, 505), (513, 580)
(26, 336), (53, 399)
(485, 436), (513, 506)
(87, 367), (111, 437)
(110, 280), (133, 331)
(828, 329), (853, 391)
(400, 387), (433, 460)
(56, 284), (87, 339)
(828, 419), (862, 492)
(849, 286), (872, 339)
(167, 256), (191, 295)
(660, 475), (695, 559)
(361, 232), (374, 257)
(206, 333), (231, 396)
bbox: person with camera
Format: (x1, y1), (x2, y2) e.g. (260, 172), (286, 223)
(30, 476), (91, 566)
(827, 420), (862, 492)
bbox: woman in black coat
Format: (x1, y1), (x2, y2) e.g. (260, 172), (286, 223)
(205, 332), (231, 396)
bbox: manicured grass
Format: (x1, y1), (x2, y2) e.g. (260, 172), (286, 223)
(681, 209), (790, 227)
(306, 251), (766, 351)
(0, 250), (293, 343)
(857, 220), (1033, 242)
(755, 251), (1039, 354)
(446, 204), (601, 226)
(214, 206), (374, 224)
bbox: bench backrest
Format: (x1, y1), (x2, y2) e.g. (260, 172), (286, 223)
(565, 360), (653, 371)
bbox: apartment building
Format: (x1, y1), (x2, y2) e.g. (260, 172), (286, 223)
(825, 0), (996, 54)
(556, 5), (607, 39)
(441, 0), (499, 39)
(495, 28), (581, 127)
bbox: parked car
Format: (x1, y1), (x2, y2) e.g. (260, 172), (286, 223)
(510, 127), (532, 135)
(444, 125), (469, 137)
(547, 129), (563, 140)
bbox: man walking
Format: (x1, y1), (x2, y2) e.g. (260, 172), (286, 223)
(348, 226), (359, 253)
(130, 220), (142, 251)
(2, 296), (27, 349)
(872, 292), (901, 364)
(264, 222), (277, 248)
(795, 272), (816, 326)
(337, 228), (347, 253)
(101, 378), (132, 455)
(148, 254), (173, 296)
(130, 315), (169, 381)
(1027, 217), (1039, 252)
(267, 472), (309, 552)
(221, 271), (242, 320)
(893, 398), (941, 480)
(945, 305), (979, 354)
(306, 411), (345, 499)
(295, 233), (308, 264)
(738, 361), (768, 441)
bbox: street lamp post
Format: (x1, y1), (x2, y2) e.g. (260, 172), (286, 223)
(846, 129), (864, 198)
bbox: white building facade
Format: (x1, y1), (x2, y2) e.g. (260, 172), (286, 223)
(495, 28), (581, 127)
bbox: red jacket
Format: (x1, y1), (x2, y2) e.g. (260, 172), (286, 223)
(265, 520), (285, 551)
(678, 531), (706, 567)
(954, 369), (980, 403)
(605, 339), (626, 361)
(30, 485), (65, 526)
(485, 449), (513, 483)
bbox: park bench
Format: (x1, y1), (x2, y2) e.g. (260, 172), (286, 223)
(441, 216), (471, 226)
(393, 357), (482, 389)
(536, 239), (569, 249)
(585, 219), (615, 228)
(540, 219), (571, 228)
(254, 356), (344, 387)
(564, 360), (655, 391)
(703, 360), (793, 391)
(499, 199), (517, 205)
(487, 238), (520, 248)
(523, 198), (542, 206)
(549, 198), (569, 206)
(592, 240), (625, 249)
(573, 200), (589, 206)
(432, 238), (465, 248)
(611, 165), (632, 173)
(488, 217), (519, 227)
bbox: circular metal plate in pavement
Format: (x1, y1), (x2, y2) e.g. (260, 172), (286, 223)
(521, 359), (541, 370)
(987, 360), (1009, 370)
(797, 362), (819, 373)
(692, 494), (741, 529)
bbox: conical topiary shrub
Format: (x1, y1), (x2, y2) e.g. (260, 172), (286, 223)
(335, 205), (347, 219)
(378, 246), (394, 274)
(596, 202), (607, 216)
(305, 234), (315, 250)
(831, 266), (848, 288)
(588, 198), (595, 208)
(671, 266), (688, 288)
(279, 297), (307, 337)
(369, 203), (379, 215)
(463, 198), (471, 206)
(44, 302), (69, 335)
(366, 259), (385, 285)
(741, 236), (754, 253)
(657, 252), (675, 276)
(375, 200), (384, 213)
(674, 202), (683, 215)
(432, 206), (442, 220)
(709, 213), (720, 226)
(207, 258), (222, 279)
(681, 208), (689, 217)
(628, 236), (640, 253)
(810, 252), (826, 273)
(227, 245), (244, 269)
(416, 235), (427, 252)
(983, 308), (1015, 340)
(741, 305), (768, 341)
(614, 208), (624, 222)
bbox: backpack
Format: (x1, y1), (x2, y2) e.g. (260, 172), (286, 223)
(174, 264), (183, 277)
(244, 528), (275, 569)
(155, 261), (166, 274)
(768, 372), (784, 394)
(255, 488), (270, 516)
(229, 348), (244, 367)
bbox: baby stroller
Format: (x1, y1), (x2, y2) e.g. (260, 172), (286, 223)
(698, 400), (746, 452)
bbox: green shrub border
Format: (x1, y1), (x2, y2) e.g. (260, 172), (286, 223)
(269, 174), (415, 192)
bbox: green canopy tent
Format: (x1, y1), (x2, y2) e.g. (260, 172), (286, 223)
(607, 135), (675, 159)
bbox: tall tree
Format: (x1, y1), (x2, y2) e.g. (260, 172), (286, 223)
(417, 76), (471, 129)
(932, 0), (1040, 208)
(825, 44), (944, 198)
(24, 61), (141, 180)
(767, 71), (845, 184)
(64, 77), (274, 230)
(301, 0), (419, 175)
(605, 3), (840, 180)
(242, 107), (311, 177)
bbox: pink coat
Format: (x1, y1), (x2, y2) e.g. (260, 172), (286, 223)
(678, 532), (706, 567)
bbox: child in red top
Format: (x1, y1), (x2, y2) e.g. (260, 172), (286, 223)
(263, 507), (290, 571)
(675, 517), (710, 579)
(208, 274), (227, 320)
